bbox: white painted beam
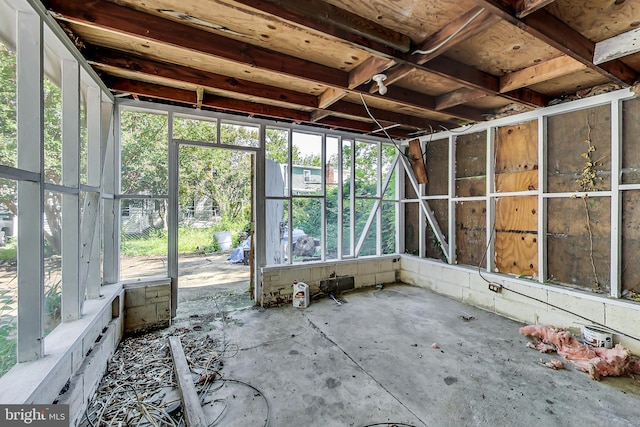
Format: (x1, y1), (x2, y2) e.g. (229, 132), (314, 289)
(610, 100), (622, 298)
(593, 27), (640, 65)
(85, 86), (102, 299)
(62, 57), (81, 322)
(17, 9), (45, 361)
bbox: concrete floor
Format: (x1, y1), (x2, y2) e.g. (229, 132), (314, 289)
(174, 283), (640, 427)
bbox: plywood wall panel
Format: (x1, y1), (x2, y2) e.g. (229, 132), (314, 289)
(496, 170), (538, 192)
(456, 177), (486, 197)
(425, 199), (448, 262)
(495, 232), (537, 277)
(455, 200), (486, 267)
(425, 138), (449, 196)
(496, 196), (538, 232)
(495, 120), (538, 173)
(547, 105), (611, 192)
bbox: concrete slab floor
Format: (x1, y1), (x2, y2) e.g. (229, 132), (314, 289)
(170, 283), (640, 427)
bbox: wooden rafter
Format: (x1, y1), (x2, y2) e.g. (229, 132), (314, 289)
(45, 0), (484, 123)
(86, 47), (319, 108)
(436, 88), (488, 111)
(500, 56), (585, 92)
(514, 0), (557, 18)
(230, 0), (411, 54)
(593, 27), (640, 65)
(472, 0), (638, 87)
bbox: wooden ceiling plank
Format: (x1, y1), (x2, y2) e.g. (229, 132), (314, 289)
(593, 27), (640, 65)
(472, 0), (638, 86)
(500, 55), (585, 92)
(369, 64), (414, 93)
(348, 56), (395, 89)
(411, 7), (500, 65)
(44, 0), (348, 87)
(86, 46), (319, 108)
(105, 77), (312, 121)
(514, 0), (557, 18)
(231, 0), (411, 54)
(436, 88), (488, 110)
(328, 100), (444, 130)
(318, 87), (348, 109)
(47, 0), (485, 121)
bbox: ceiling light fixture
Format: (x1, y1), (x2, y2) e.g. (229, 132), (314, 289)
(372, 74), (388, 95)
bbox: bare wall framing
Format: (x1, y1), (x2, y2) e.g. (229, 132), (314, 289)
(403, 87), (639, 303)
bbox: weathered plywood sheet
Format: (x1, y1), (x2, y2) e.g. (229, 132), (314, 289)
(495, 232), (537, 277)
(529, 68), (610, 97)
(547, 1), (640, 42)
(496, 170), (538, 192)
(404, 201), (420, 254)
(622, 191), (640, 293)
(622, 97), (640, 184)
(325, 0), (476, 43)
(396, 69), (465, 97)
(342, 92), (461, 123)
(114, 0), (374, 71)
(496, 196), (537, 232)
(425, 199), (448, 261)
(69, 23), (329, 95)
(495, 120), (538, 173)
(465, 95), (515, 111)
(547, 197), (611, 292)
(547, 105), (611, 192)
(455, 131), (486, 178)
(445, 20), (561, 76)
(455, 200), (486, 267)
(425, 138), (449, 196)
(456, 177), (486, 197)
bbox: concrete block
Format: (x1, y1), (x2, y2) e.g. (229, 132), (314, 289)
(155, 285), (170, 297)
(70, 343), (83, 374)
(125, 305), (158, 330)
(147, 295), (170, 305)
(605, 303), (640, 350)
(157, 304), (171, 322)
(401, 255), (420, 274)
(334, 262), (358, 277)
(378, 257), (396, 272)
(145, 287), (159, 299)
(358, 259), (379, 275)
(376, 271), (396, 284)
(547, 291), (606, 325)
(355, 273), (377, 288)
(499, 281), (548, 306)
(462, 288), (495, 312)
(535, 308), (582, 330)
(124, 287), (146, 307)
(433, 281), (464, 301)
(419, 261), (442, 281)
(310, 266), (327, 282)
(494, 296), (542, 325)
(400, 271), (418, 286)
(440, 268), (471, 288)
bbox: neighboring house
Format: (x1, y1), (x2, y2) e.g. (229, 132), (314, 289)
(0, 210), (14, 246)
(287, 163), (347, 195)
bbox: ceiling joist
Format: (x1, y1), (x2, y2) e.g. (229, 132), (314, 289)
(593, 27), (640, 65)
(500, 55), (585, 92)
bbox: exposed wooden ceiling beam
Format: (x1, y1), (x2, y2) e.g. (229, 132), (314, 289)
(189, 0), (548, 110)
(500, 56), (585, 92)
(435, 88), (488, 110)
(85, 46), (319, 108)
(106, 77), (402, 135)
(318, 88), (348, 109)
(231, 0), (411, 54)
(348, 57), (396, 90)
(46, 0), (481, 123)
(514, 0), (557, 18)
(327, 100), (446, 130)
(593, 27), (640, 65)
(472, 0), (638, 87)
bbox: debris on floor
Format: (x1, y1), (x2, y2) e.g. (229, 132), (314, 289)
(538, 358), (564, 370)
(520, 324), (640, 380)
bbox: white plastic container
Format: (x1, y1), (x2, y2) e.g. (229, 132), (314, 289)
(582, 325), (613, 349)
(292, 281), (310, 308)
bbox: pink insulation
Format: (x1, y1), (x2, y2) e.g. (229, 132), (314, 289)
(520, 324), (640, 380)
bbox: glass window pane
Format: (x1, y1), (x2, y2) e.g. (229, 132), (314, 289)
(342, 140), (352, 256)
(44, 76), (62, 185)
(44, 191), (62, 335)
(0, 178), (17, 376)
(266, 128), (289, 198)
(355, 141), (378, 197)
(0, 44), (17, 169)
(325, 137), (339, 260)
(356, 198), (376, 256)
(292, 197), (321, 262)
(292, 132), (322, 196)
(382, 144), (397, 200)
(220, 122), (259, 148)
(173, 115), (217, 142)
(381, 202), (396, 254)
(120, 198), (168, 281)
(265, 199), (288, 266)
(120, 110), (168, 195)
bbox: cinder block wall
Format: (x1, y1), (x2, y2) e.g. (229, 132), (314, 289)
(261, 255), (400, 306)
(124, 280), (171, 333)
(400, 255), (640, 354)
